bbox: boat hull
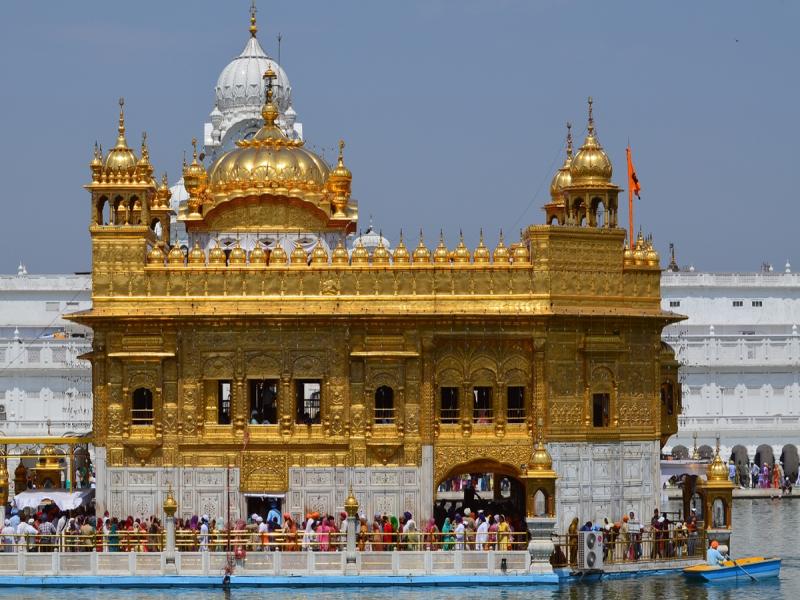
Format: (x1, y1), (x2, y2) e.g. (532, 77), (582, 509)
(683, 557), (781, 582)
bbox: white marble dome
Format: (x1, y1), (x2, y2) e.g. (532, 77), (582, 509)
(215, 35), (291, 115)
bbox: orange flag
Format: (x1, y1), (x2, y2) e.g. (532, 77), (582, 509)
(627, 146), (641, 198)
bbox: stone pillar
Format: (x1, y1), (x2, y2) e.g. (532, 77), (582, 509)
(163, 487), (178, 575)
(344, 487), (359, 574)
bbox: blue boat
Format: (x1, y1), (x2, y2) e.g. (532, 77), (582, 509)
(683, 556), (781, 582)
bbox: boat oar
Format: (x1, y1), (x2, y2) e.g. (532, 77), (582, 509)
(729, 557), (757, 582)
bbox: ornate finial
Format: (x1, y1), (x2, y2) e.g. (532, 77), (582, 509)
(338, 139), (345, 165)
(499, 228), (505, 243)
(191, 137), (198, 161)
(263, 66), (276, 102)
(587, 96), (594, 134)
(115, 97), (128, 148)
(161, 172), (169, 187)
(182, 150), (187, 169)
(399, 228), (404, 243)
(566, 121), (573, 158)
(261, 66), (279, 125)
(479, 228), (484, 243)
(141, 131), (149, 159)
(715, 434), (721, 456)
(249, 0), (258, 37)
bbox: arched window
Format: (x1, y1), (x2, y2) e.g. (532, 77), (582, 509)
(375, 386), (394, 423)
(132, 388), (154, 425)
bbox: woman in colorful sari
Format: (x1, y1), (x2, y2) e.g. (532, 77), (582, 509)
(372, 516), (383, 551)
(760, 463), (770, 488)
(358, 516), (369, 551)
(497, 515), (511, 551)
(441, 517), (453, 551)
(424, 518), (439, 551)
(773, 463), (782, 489)
(108, 521), (120, 552)
(317, 517), (330, 552)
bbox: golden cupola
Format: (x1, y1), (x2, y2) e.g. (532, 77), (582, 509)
(433, 232), (450, 264)
(570, 97), (612, 185)
(327, 140), (353, 217)
(549, 122), (573, 202)
(493, 231), (510, 263)
(392, 232), (411, 264)
(412, 232), (431, 264)
(104, 98), (137, 172)
(331, 239), (350, 264)
(473, 230), (490, 264)
(452, 232), (471, 264)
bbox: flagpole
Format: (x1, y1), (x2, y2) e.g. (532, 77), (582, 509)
(626, 146), (634, 246)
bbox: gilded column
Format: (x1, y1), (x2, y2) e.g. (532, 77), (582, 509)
(532, 336), (547, 432)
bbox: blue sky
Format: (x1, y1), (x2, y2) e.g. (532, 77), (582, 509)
(0, 0), (796, 273)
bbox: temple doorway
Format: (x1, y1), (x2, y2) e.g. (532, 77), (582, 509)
(246, 495), (284, 524)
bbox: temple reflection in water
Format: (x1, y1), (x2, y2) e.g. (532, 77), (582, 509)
(70, 6), (681, 532)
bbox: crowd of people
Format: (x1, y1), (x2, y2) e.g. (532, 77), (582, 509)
(558, 508), (704, 566)
(0, 504), (526, 553)
(731, 460), (797, 492)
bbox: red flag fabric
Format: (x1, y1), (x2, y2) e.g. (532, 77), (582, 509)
(627, 147), (641, 198)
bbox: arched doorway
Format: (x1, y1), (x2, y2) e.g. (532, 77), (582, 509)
(755, 444), (775, 468)
(435, 459), (527, 545)
(672, 445), (689, 460)
(697, 445), (714, 460)
(780, 444), (799, 481)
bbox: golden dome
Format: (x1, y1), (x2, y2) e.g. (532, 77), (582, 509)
(136, 132), (154, 181)
(188, 242), (206, 265)
(155, 173), (172, 208)
(344, 486), (359, 517)
(473, 230), (490, 263)
(167, 245), (185, 265)
(493, 232), (510, 263)
(549, 123), (573, 202)
(453, 232), (471, 264)
(512, 236), (531, 264)
(529, 439), (553, 472)
(290, 242), (308, 265)
(206, 68), (330, 208)
(570, 98), (612, 185)
(372, 236), (391, 265)
(147, 245), (165, 265)
(229, 241), (247, 265)
(209, 241), (227, 266)
(633, 231), (646, 266)
(331, 239), (350, 265)
(413, 232), (431, 264)
(351, 239), (370, 265)
(270, 242), (288, 265)
(623, 243), (634, 266)
(104, 98), (137, 172)
(645, 239), (660, 268)
(183, 138), (208, 197)
(311, 239), (329, 265)
(433, 232), (450, 264)
(707, 451), (729, 482)
(393, 233), (411, 264)
(249, 243), (267, 265)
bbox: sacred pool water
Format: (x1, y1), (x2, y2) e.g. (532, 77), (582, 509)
(0, 499), (795, 600)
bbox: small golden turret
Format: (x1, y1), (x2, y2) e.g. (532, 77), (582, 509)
(493, 231), (510, 263)
(147, 245), (165, 265)
(311, 239), (329, 265)
(633, 231), (646, 266)
(104, 98), (137, 172)
(270, 242), (288, 265)
(372, 234), (391, 265)
(249, 243), (267, 265)
(707, 438), (729, 482)
(155, 173), (172, 208)
(136, 132), (154, 182)
(351, 238), (370, 265)
(412, 231), (431, 263)
(512, 232), (530, 264)
(290, 240), (308, 266)
(623, 241), (634, 266)
(473, 230), (490, 264)
(645, 237), (660, 268)
(331, 239), (350, 265)
(433, 231), (450, 264)
(328, 140), (353, 218)
(344, 486), (359, 518)
(393, 231), (411, 264)
(229, 240), (247, 265)
(90, 142), (103, 182)
(188, 242), (206, 266)
(452, 231), (471, 264)
(209, 240), (227, 266)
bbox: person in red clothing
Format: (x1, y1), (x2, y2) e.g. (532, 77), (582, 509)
(382, 514), (393, 550)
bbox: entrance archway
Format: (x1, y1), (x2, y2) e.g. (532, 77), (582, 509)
(697, 445), (714, 460)
(434, 459), (527, 541)
(780, 444), (799, 481)
(754, 444), (774, 468)
(672, 445), (689, 460)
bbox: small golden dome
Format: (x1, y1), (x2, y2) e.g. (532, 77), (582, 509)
(351, 239), (370, 265)
(90, 142), (103, 168)
(529, 440), (553, 472)
(229, 241), (247, 265)
(270, 242), (288, 265)
(707, 451), (729, 482)
(249, 243), (267, 265)
(290, 242), (308, 266)
(372, 235), (391, 265)
(328, 140), (353, 217)
(147, 245), (165, 265)
(104, 98), (137, 172)
(453, 232), (471, 264)
(188, 242), (206, 265)
(136, 132), (153, 181)
(633, 231), (646, 266)
(155, 173), (172, 208)
(413, 232), (431, 264)
(183, 138), (208, 197)
(623, 243), (634, 266)
(344, 486), (359, 517)
(167, 245), (185, 265)
(550, 122), (573, 202)
(493, 232), (510, 263)
(570, 98), (612, 185)
(645, 239), (660, 268)
(311, 239), (329, 265)
(473, 230), (490, 264)
(209, 241), (227, 266)
(331, 239), (350, 265)
(512, 236), (531, 264)
(433, 232), (450, 264)
(393, 232), (411, 264)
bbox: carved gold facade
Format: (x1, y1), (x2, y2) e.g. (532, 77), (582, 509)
(72, 39), (681, 519)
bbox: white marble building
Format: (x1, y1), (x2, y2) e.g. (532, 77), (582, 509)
(0, 268), (93, 439)
(661, 266), (800, 476)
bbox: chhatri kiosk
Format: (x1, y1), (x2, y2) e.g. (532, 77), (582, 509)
(71, 10), (681, 533)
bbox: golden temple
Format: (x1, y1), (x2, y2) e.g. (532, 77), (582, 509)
(70, 7), (681, 530)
